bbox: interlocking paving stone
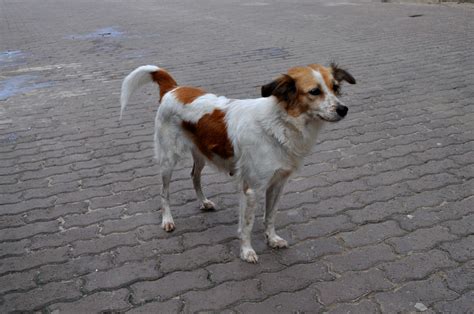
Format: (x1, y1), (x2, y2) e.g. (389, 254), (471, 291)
(380, 249), (457, 283)
(1, 0), (473, 311)
(49, 289), (131, 313)
(374, 274), (459, 313)
(314, 269), (393, 305)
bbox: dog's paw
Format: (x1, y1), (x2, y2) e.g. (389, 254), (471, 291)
(267, 235), (289, 249)
(200, 199), (216, 211)
(162, 221), (175, 232)
(240, 247), (259, 263)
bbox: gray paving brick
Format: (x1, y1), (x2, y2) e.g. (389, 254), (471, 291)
(182, 279), (264, 312)
(0, 220), (59, 241)
(207, 253), (283, 284)
(258, 262), (333, 295)
(386, 225), (458, 254)
(24, 202), (89, 223)
(49, 289), (131, 313)
(443, 213), (474, 236)
(83, 260), (161, 292)
(394, 197), (473, 231)
(290, 215), (355, 241)
(113, 236), (183, 264)
(0, 238), (29, 258)
(277, 237), (344, 266)
(440, 235), (474, 262)
(63, 205), (124, 228)
(326, 299), (379, 314)
(0, 270), (36, 295)
(36, 253), (115, 284)
(314, 269), (393, 306)
(136, 215), (205, 241)
(131, 269), (211, 304)
(433, 290), (474, 314)
(71, 232), (138, 256)
(380, 250), (457, 283)
(159, 244), (232, 273)
(1, 281), (82, 312)
(126, 299), (183, 313)
(444, 260), (474, 293)
(324, 243), (397, 273)
(374, 274), (458, 313)
(0, 246), (69, 275)
(340, 221), (406, 248)
(30, 225), (99, 250)
(234, 285), (323, 313)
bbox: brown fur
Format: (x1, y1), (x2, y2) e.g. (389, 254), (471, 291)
(174, 86), (206, 105)
(151, 69), (178, 101)
(182, 109), (234, 159)
(308, 64), (335, 90)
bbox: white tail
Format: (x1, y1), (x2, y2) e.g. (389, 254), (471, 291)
(120, 65), (160, 120)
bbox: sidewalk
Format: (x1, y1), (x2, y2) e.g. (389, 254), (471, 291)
(0, 0), (472, 312)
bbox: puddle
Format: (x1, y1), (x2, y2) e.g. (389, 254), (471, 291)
(323, 1), (360, 6)
(0, 75), (53, 101)
(242, 2), (269, 6)
(2, 133), (18, 144)
(0, 50), (25, 67)
(253, 47), (289, 58)
(68, 27), (124, 40)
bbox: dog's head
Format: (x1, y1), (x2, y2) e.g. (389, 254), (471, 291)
(261, 63), (356, 122)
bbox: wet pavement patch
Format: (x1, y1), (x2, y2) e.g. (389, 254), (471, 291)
(0, 133), (18, 144)
(0, 50), (25, 67)
(0, 75), (53, 101)
(68, 27), (124, 40)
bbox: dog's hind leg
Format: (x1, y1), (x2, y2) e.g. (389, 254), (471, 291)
(239, 182), (258, 263)
(160, 164), (176, 232)
(191, 151), (216, 211)
(264, 173), (290, 249)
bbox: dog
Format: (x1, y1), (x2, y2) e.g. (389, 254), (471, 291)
(120, 63), (355, 263)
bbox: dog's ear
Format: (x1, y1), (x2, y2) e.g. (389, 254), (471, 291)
(261, 75), (297, 103)
(331, 63), (356, 84)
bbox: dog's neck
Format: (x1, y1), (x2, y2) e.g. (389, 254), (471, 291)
(259, 98), (324, 160)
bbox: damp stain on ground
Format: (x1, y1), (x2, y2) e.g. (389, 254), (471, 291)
(68, 27), (124, 40)
(0, 50), (25, 67)
(0, 75), (53, 101)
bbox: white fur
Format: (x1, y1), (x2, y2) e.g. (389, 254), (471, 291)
(120, 65), (160, 120)
(120, 64), (347, 263)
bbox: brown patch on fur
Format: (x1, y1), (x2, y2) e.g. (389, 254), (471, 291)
(261, 74), (309, 117)
(174, 86), (206, 105)
(308, 64), (335, 91)
(182, 109), (234, 159)
(288, 66), (321, 92)
(151, 69), (178, 101)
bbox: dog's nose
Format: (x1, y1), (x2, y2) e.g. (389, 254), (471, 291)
(336, 105), (348, 117)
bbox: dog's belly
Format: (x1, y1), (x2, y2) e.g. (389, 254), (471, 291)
(206, 153), (236, 176)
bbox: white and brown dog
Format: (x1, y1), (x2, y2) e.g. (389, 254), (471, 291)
(120, 63), (355, 263)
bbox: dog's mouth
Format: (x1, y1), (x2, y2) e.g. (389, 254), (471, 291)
(317, 114), (343, 122)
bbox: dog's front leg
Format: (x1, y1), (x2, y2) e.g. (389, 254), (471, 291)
(239, 183), (258, 263)
(264, 177), (289, 249)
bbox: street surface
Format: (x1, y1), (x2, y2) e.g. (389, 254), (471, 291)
(0, 0), (473, 312)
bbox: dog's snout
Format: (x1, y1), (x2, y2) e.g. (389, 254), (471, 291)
(336, 105), (348, 117)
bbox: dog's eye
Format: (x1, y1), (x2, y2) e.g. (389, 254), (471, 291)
(309, 88), (321, 96)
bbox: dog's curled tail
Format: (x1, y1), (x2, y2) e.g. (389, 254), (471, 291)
(120, 65), (178, 120)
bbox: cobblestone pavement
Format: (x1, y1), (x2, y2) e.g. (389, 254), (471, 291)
(0, 0), (473, 312)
